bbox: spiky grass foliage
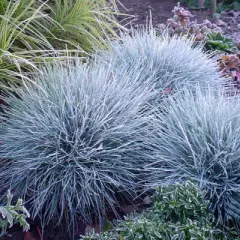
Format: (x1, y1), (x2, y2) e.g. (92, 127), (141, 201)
(0, 60), (154, 231)
(44, 0), (125, 52)
(95, 28), (223, 98)
(0, 0), (124, 90)
(146, 87), (240, 228)
(0, 0), (56, 89)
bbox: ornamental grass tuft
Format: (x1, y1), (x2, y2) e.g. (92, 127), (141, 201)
(146, 87), (240, 228)
(95, 28), (224, 99)
(0, 61), (154, 231)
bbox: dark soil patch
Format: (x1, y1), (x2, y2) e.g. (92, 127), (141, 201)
(118, 0), (179, 26)
(118, 0), (212, 27)
(118, 0), (239, 44)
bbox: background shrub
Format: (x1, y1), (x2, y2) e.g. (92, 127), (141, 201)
(95, 28), (223, 103)
(0, 61), (153, 231)
(146, 87), (240, 229)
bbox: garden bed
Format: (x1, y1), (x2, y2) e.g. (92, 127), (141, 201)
(0, 0), (239, 240)
(118, 0), (240, 44)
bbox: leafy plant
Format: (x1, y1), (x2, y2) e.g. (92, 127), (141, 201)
(218, 54), (240, 84)
(206, 32), (240, 53)
(0, 61), (154, 233)
(159, 3), (223, 39)
(83, 182), (233, 240)
(157, 3), (239, 55)
(146, 86), (240, 229)
(154, 182), (212, 225)
(95, 28), (223, 105)
(0, 190), (30, 237)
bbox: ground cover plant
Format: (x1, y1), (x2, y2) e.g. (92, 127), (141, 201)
(83, 182), (240, 240)
(145, 86), (240, 230)
(0, 60), (155, 234)
(160, 3), (222, 39)
(158, 3), (240, 88)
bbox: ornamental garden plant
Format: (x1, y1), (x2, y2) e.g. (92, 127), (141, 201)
(0, 0), (240, 239)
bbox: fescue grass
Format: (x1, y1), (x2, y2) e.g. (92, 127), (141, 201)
(0, 60), (154, 232)
(94, 28), (224, 104)
(146, 87), (240, 229)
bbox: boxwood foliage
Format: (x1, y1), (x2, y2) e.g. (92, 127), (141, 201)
(146, 87), (240, 229)
(95, 28), (224, 99)
(0, 61), (154, 231)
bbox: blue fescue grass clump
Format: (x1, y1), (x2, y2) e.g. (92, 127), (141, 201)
(95, 28), (224, 96)
(146, 87), (240, 228)
(0, 61), (154, 230)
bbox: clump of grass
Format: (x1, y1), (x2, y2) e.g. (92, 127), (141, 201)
(0, 60), (154, 232)
(0, 0), (56, 89)
(95, 28), (224, 101)
(0, 0), (125, 90)
(46, 0), (125, 52)
(146, 86), (240, 228)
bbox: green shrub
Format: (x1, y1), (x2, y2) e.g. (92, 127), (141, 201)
(206, 32), (240, 54)
(83, 182), (229, 240)
(0, 191), (30, 237)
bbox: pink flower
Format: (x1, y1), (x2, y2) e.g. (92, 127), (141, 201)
(160, 88), (172, 95)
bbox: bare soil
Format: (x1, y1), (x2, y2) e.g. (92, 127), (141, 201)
(118, 0), (212, 27)
(118, 0), (240, 44)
